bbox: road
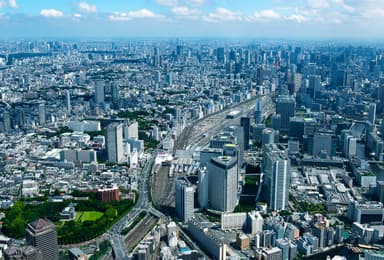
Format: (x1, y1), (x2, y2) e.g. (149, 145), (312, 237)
(109, 154), (156, 259)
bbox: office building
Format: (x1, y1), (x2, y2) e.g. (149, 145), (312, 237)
(369, 103), (376, 124)
(308, 75), (321, 99)
(276, 95), (295, 132)
(106, 123), (124, 163)
(94, 80), (105, 105)
(241, 117), (250, 150)
(254, 99), (263, 124)
(200, 148), (223, 168)
(66, 90), (71, 114)
(207, 156), (238, 212)
(263, 144), (290, 211)
(175, 177), (195, 222)
(348, 201), (384, 224)
(25, 218), (59, 260)
(38, 103), (46, 126)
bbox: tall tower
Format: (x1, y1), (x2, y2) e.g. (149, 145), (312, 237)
(369, 103), (376, 124)
(175, 177), (194, 222)
(25, 218), (59, 260)
(207, 156), (238, 212)
(106, 123), (124, 163)
(66, 90), (71, 114)
(254, 98), (263, 124)
(263, 144), (290, 211)
(94, 80), (105, 105)
(240, 117), (250, 150)
(38, 103), (46, 126)
(276, 95), (295, 132)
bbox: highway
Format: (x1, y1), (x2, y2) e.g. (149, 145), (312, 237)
(109, 154), (156, 259)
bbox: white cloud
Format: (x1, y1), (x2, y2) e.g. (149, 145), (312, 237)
(286, 14), (308, 23)
(248, 9), (281, 21)
(74, 13), (82, 18)
(40, 9), (64, 17)
(0, 0), (17, 8)
(171, 6), (200, 16)
(308, 0), (329, 9)
(332, 0), (355, 12)
(78, 2), (97, 13)
(109, 9), (164, 21)
(187, 0), (204, 5)
(155, 0), (178, 6)
(204, 8), (242, 22)
(8, 0), (17, 8)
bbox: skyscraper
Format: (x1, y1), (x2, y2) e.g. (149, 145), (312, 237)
(276, 95), (295, 132)
(240, 117), (250, 150)
(308, 75), (321, 99)
(106, 123), (124, 163)
(38, 103), (46, 126)
(254, 98), (263, 124)
(175, 177), (195, 222)
(207, 156), (238, 212)
(94, 80), (105, 105)
(369, 103), (376, 124)
(25, 218), (59, 260)
(263, 144), (290, 211)
(66, 90), (71, 115)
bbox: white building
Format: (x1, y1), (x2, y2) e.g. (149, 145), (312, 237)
(106, 123), (124, 163)
(207, 156), (238, 212)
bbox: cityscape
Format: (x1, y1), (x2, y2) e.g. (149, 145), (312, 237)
(1, 1), (384, 260)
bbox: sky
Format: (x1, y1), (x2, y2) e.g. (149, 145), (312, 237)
(0, 0), (384, 39)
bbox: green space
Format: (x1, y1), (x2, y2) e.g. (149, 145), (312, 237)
(204, 210), (221, 223)
(1, 191), (135, 245)
(235, 196), (256, 213)
(75, 211), (104, 222)
(121, 211), (147, 235)
(245, 175), (259, 185)
(89, 240), (111, 260)
(295, 201), (327, 214)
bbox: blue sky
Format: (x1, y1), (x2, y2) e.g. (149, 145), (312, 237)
(0, 0), (384, 38)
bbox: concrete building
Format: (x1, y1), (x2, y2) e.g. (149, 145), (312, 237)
(207, 156), (238, 212)
(276, 95), (295, 132)
(106, 123), (124, 164)
(348, 201), (384, 224)
(263, 144), (290, 211)
(175, 177), (195, 222)
(94, 80), (105, 105)
(25, 218), (59, 260)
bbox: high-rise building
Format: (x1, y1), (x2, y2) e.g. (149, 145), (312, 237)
(66, 90), (71, 114)
(198, 168), (209, 209)
(175, 177), (195, 222)
(276, 95), (295, 132)
(263, 144), (290, 211)
(207, 156), (238, 212)
(308, 75), (321, 99)
(240, 117), (250, 150)
(94, 80), (105, 105)
(217, 47), (225, 63)
(123, 121), (139, 140)
(254, 99), (263, 124)
(25, 218), (59, 260)
(38, 103), (46, 126)
(369, 103), (376, 124)
(106, 123), (124, 163)
(111, 84), (119, 108)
